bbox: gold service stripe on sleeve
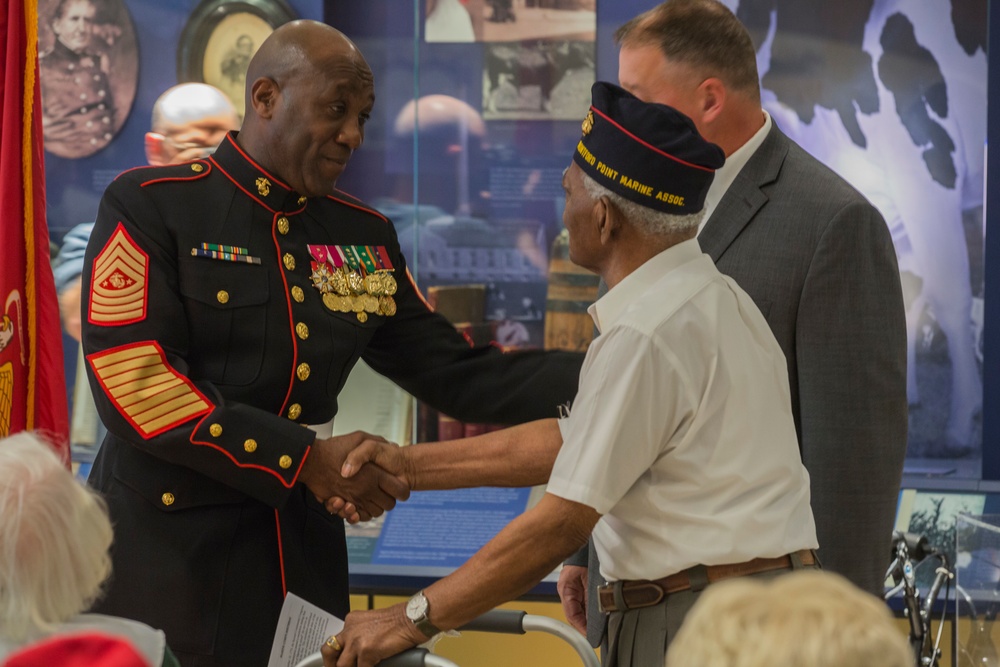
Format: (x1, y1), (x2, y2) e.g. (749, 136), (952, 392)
(89, 343), (211, 438)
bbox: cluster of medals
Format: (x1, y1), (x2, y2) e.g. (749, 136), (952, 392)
(307, 244), (398, 322)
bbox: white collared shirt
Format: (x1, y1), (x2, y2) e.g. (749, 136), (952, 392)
(547, 238), (817, 582)
(699, 111), (773, 230)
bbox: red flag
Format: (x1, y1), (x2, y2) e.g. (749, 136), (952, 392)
(0, 0), (70, 459)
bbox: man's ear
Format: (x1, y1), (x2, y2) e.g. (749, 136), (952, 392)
(144, 132), (165, 166)
(696, 77), (726, 126)
(595, 195), (621, 246)
(248, 77), (279, 119)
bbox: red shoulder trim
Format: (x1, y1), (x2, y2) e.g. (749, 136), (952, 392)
(326, 192), (389, 224)
(405, 268), (435, 312)
(140, 160), (213, 186)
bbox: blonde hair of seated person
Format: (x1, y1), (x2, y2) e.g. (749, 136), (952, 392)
(0, 432), (113, 641)
(665, 570), (912, 667)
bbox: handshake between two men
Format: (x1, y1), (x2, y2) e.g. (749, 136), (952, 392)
(297, 431), (415, 523)
(306, 421), (584, 667)
(299, 421), (558, 524)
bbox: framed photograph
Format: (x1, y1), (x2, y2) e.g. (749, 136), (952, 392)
(177, 0), (297, 118)
(37, 0), (139, 159)
(425, 0), (596, 43)
(482, 40), (594, 120)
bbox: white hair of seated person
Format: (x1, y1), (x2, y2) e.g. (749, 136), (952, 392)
(0, 432), (113, 642)
(665, 570), (912, 667)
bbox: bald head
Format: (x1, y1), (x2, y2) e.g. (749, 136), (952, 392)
(152, 83), (238, 134)
(244, 20), (372, 117)
(145, 83), (240, 165)
(237, 20), (376, 197)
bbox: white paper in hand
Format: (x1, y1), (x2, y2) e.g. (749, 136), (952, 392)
(268, 591), (344, 667)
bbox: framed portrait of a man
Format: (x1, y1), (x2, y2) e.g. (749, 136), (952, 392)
(37, 0), (139, 159)
(178, 0), (297, 119)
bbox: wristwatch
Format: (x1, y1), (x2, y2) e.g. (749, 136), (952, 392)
(405, 590), (441, 637)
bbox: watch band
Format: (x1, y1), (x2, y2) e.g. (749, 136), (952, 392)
(414, 615), (441, 638)
(407, 591), (442, 638)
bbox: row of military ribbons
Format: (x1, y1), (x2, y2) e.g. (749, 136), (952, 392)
(194, 242), (400, 322)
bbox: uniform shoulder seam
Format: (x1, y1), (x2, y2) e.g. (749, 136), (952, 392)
(326, 190), (388, 223)
(125, 160), (213, 187)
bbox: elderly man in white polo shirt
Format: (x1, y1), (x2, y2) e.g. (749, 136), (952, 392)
(321, 81), (818, 667)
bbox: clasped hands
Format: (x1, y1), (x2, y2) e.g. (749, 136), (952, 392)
(300, 434), (427, 666)
(298, 430), (413, 522)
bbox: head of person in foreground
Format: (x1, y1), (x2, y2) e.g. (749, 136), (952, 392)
(665, 569), (913, 667)
(0, 432), (113, 642)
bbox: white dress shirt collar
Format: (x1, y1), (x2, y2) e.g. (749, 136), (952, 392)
(699, 110), (772, 230)
(588, 237), (703, 334)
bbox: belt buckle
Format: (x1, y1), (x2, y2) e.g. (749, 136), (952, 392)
(598, 583), (613, 614)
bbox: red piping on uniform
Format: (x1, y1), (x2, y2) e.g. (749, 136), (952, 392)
(326, 192), (389, 223)
(140, 161), (213, 186)
(227, 136), (293, 190)
(275, 510), (288, 597)
(290, 444), (310, 486)
(187, 414), (305, 487)
(86, 340), (212, 439)
(589, 105), (716, 172)
(405, 268), (434, 311)
(115, 163), (156, 179)
(210, 157), (277, 213)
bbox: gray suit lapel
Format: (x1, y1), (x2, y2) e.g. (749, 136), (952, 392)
(698, 125), (789, 262)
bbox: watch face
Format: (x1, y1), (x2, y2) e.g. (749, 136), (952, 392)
(406, 593), (428, 621)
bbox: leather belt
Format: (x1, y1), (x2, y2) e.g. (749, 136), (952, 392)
(597, 549), (816, 613)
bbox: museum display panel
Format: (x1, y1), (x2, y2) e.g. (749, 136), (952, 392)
(38, 0), (995, 610)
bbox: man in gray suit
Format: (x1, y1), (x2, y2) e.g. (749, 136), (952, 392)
(558, 0), (907, 647)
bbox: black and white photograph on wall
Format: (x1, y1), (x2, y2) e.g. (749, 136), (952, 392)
(426, 0), (595, 43)
(482, 40), (594, 120)
(425, 0), (479, 42)
(201, 17), (271, 119)
(37, 0), (138, 159)
(895, 489), (986, 589)
(733, 0), (986, 464)
(177, 0), (297, 120)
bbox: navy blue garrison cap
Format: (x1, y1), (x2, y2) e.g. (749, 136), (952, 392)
(573, 82), (725, 215)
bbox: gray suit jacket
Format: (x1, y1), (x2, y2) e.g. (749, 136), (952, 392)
(701, 123), (908, 592)
(577, 123), (908, 646)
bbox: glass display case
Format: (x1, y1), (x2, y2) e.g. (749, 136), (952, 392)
(38, 0), (995, 581)
(956, 514), (1000, 666)
(43, 0), (991, 477)
(324, 0), (990, 477)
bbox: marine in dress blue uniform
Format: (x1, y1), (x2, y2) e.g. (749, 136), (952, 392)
(81, 23), (581, 667)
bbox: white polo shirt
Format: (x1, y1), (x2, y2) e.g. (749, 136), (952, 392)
(546, 238), (817, 582)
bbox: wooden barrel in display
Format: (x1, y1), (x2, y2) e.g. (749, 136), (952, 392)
(544, 229), (600, 352)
